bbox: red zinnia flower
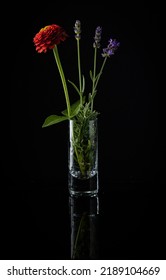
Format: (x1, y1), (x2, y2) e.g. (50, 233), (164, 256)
(33, 24), (68, 53)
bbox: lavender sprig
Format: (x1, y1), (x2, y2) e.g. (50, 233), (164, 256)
(74, 20), (83, 105)
(102, 38), (120, 57)
(91, 37), (120, 103)
(90, 26), (102, 111)
(74, 20), (81, 40)
(72, 21), (120, 115)
(93, 26), (102, 48)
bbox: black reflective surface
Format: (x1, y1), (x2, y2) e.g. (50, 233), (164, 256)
(1, 176), (165, 260)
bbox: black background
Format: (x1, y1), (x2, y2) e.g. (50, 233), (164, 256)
(2, 2), (166, 260)
(8, 2), (163, 184)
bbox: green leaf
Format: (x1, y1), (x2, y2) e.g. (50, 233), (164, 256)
(42, 115), (68, 127)
(81, 75), (85, 94)
(61, 109), (68, 116)
(89, 70), (93, 80)
(62, 96), (86, 118)
(68, 80), (81, 96)
(62, 99), (81, 117)
(71, 102), (81, 117)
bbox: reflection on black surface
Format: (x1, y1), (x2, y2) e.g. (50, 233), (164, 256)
(1, 179), (166, 260)
(69, 195), (99, 259)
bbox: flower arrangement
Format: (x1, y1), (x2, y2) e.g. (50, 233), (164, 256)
(33, 20), (120, 179)
(33, 20), (120, 125)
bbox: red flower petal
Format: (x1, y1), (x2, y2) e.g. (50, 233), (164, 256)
(33, 24), (68, 53)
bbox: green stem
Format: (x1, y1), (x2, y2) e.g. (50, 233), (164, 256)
(53, 46), (71, 118)
(76, 39), (83, 106)
(74, 146), (86, 176)
(91, 47), (97, 112)
(94, 56), (107, 93)
(73, 121), (87, 177)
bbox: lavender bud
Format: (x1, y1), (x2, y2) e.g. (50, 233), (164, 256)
(74, 20), (81, 40)
(93, 26), (102, 48)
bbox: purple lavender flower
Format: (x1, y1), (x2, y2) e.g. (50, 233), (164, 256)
(74, 20), (81, 40)
(93, 26), (102, 48)
(102, 38), (120, 57)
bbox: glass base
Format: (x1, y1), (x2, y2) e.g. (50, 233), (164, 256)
(70, 169), (97, 180)
(68, 172), (99, 197)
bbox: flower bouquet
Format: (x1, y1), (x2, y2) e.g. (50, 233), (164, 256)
(33, 20), (120, 181)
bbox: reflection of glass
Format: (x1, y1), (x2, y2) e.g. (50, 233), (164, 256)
(69, 195), (99, 259)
